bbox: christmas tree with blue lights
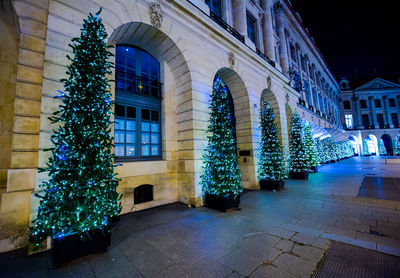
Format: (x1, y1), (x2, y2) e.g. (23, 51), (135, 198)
(31, 9), (121, 247)
(303, 122), (319, 169)
(378, 139), (387, 156)
(200, 76), (242, 199)
(257, 101), (287, 181)
(289, 112), (310, 174)
(362, 139), (371, 156)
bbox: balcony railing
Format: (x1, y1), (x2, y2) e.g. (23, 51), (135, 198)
(256, 48), (276, 67)
(209, 11), (245, 43)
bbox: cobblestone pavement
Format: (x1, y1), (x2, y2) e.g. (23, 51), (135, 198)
(1, 157), (400, 277)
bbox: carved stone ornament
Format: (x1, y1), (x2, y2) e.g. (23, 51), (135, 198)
(150, 2), (163, 28)
(228, 51), (235, 68)
(267, 76), (272, 90)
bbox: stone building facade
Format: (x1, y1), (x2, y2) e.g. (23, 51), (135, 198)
(0, 0), (342, 251)
(339, 77), (400, 155)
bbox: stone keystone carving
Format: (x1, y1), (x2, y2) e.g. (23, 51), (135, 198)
(228, 51), (235, 68)
(150, 2), (163, 28)
(267, 76), (272, 90)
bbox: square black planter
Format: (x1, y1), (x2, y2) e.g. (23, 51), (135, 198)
(310, 166), (318, 173)
(290, 171), (309, 180)
(204, 193), (240, 212)
(52, 228), (111, 267)
(259, 179), (285, 191)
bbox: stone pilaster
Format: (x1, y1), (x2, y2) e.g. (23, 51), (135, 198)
(353, 97), (363, 129)
(275, 4), (289, 74)
(368, 96), (378, 128)
(383, 96), (393, 128)
(260, 0), (275, 61)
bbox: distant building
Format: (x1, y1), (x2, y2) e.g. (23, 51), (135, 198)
(339, 77), (400, 155)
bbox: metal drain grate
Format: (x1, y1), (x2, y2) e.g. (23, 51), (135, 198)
(314, 241), (400, 278)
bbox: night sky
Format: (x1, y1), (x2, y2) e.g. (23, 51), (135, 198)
(290, 0), (400, 78)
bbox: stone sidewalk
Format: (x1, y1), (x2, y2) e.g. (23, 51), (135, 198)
(1, 157), (400, 277)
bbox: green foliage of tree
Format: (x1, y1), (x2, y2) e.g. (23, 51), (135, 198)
(378, 139), (387, 156)
(363, 139), (371, 155)
(303, 122), (319, 167)
(200, 77), (242, 198)
(31, 10), (121, 246)
(289, 112), (310, 172)
(257, 101), (287, 181)
(393, 139), (400, 155)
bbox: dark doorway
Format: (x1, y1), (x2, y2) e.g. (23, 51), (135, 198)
(382, 134), (393, 155)
(134, 184), (154, 204)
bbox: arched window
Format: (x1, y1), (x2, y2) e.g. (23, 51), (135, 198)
(114, 45), (162, 160)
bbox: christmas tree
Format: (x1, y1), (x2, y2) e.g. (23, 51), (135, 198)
(303, 122), (319, 168)
(289, 112), (309, 173)
(393, 139), (400, 155)
(31, 10), (121, 246)
(257, 101), (287, 181)
(200, 76), (242, 198)
(362, 139), (371, 155)
(378, 139), (387, 156)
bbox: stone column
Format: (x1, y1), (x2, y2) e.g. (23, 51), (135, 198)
(353, 97), (363, 129)
(368, 96), (378, 128)
(275, 4), (289, 74)
(232, 0), (247, 36)
(260, 0), (275, 61)
(383, 96), (393, 128)
(190, 0), (210, 15)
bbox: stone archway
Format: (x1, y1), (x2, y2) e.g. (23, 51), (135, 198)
(261, 89), (282, 143)
(285, 103), (293, 139)
(214, 67), (255, 189)
(381, 134), (393, 156)
(366, 134), (378, 156)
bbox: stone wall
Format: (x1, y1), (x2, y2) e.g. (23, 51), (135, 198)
(0, 0), (339, 252)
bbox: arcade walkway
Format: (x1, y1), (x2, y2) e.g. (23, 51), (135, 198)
(1, 157), (400, 277)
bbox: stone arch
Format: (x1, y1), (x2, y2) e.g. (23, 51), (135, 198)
(349, 135), (361, 155)
(381, 134), (393, 155)
(366, 134), (378, 156)
(108, 22), (193, 207)
(285, 103), (293, 139)
(261, 89), (282, 143)
(213, 67), (255, 189)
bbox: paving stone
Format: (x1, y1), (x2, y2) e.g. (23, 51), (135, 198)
(233, 237), (281, 262)
(291, 233), (330, 250)
(321, 233), (376, 250)
(322, 224), (358, 238)
(274, 253), (316, 277)
(161, 242), (204, 269)
(153, 264), (189, 278)
(377, 244), (400, 257)
(220, 250), (262, 276)
(249, 264), (297, 278)
(185, 257), (233, 278)
(129, 245), (174, 277)
(263, 225), (296, 239)
(224, 271), (246, 278)
(355, 231), (400, 248)
(280, 223), (323, 237)
(292, 244), (325, 262)
(274, 239), (294, 252)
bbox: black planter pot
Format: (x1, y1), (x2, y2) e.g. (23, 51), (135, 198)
(290, 171), (309, 180)
(52, 227), (111, 267)
(259, 179), (285, 191)
(204, 193), (240, 212)
(330, 160), (336, 163)
(310, 166), (318, 173)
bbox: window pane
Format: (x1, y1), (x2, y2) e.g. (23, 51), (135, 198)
(141, 52), (150, 79)
(141, 133), (150, 144)
(115, 118), (125, 130)
(151, 133), (159, 144)
(115, 144), (125, 156)
(151, 110), (159, 121)
(115, 104), (125, 117)
(142, 109), (150, 120)
(151, 123), (159, 133)
(142, 122), (150, 132)
(151, 145), (159, 156)
(127, 106), (136, 118)
(127, 131), (136, 143)
(115, 130), (125, 143)
(126, 120), (136, 131)
(126, 144), (135, 156)
(150, 86), (159, 97)
(142, 145), (150, 156)
(150, 58), (158, 80)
